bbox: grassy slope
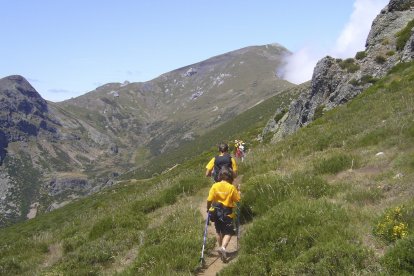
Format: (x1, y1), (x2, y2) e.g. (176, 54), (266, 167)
(123, 84), (304, 180)
(0, 62), (413, 275)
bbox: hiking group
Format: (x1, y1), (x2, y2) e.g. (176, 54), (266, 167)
(203, 142), (241, 263)
(234, 139), (246, 162)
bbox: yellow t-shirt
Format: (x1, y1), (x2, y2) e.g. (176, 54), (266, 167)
(205, 154), (238, 173)
(207, 181), (240, 208)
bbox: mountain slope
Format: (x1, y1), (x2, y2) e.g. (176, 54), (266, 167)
(0, 59), (413, 276)
(0, 44), (295, 226)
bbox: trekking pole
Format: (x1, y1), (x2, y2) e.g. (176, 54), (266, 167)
(236, 202), (240, 250)
(200, 212), (210, 267)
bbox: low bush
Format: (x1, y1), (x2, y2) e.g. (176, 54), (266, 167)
(373, 206), (409, 243)
(382, 236), (414, 274)
(355, 51), (367, 60)
(386, 50), (395, 56)
(375, 55), (387, 64)
(339, 58), (360, 73)
(314, 153), (356, 174)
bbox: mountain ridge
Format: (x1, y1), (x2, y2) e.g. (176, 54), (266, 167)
(0, 43), (295, 226)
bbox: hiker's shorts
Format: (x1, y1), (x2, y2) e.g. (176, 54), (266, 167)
(214, 216), (235, 236)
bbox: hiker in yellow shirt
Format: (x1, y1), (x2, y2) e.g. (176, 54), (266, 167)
(205, 143), (237, 182)
(207, 168), (240, 262)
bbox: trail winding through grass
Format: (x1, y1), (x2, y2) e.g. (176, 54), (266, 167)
(197, 176), (243, 276)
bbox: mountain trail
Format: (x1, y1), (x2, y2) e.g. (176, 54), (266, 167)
(197, 176), (243, 276)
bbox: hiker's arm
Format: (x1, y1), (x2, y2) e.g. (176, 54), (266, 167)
(206, 200), (212, 212)
(205, 158), (215, 177)
(205, 169), (212, 177)
(231, 158), (238, 177)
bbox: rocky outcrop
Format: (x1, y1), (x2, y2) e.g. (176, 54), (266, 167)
(48, 176), (91, 197)
(269, 0), (414, 142)
(0, 75), (60, 145)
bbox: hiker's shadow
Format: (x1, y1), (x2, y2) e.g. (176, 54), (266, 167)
(224, 249), (239, 263)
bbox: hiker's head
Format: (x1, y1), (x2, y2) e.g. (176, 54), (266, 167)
(218, 143), (229, 153)
(218, 167), (233, 183)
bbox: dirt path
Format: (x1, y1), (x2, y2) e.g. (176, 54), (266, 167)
(197, 176), (242, 276)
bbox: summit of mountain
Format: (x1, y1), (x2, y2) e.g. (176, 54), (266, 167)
(0, 43), (295, 225)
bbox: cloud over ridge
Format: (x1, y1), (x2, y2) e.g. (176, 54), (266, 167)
(280, 0), (388, 84)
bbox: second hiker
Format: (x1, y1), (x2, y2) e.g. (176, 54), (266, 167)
(205, 142), (238, 182)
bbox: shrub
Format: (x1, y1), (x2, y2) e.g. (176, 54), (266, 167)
(373, 206), (409, 243)
(360, 74), (378, 84)
(355, 51), (367, 60)
(349, 79), (359, 86)
(381, 38), (390, 45)
(273, 109), (286, 122)
(339, 58), (360, 73)
(313, 105), (325, 120)
(386, 50), (395, 56)
(375, 55), (387, 64)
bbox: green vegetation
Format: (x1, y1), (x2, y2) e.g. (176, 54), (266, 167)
(355, 51), (367, 60)
(375, 55), (387, 64)
(338, 58), (360, 73)
(386, 50), (395, 56)
(351, 74), (379, 86)
(396, 19), (414, 51)
(1, 62), (414, 275)
(123, 85), (303, 179)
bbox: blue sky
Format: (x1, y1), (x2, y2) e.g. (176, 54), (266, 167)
(1, 0), (387, 102)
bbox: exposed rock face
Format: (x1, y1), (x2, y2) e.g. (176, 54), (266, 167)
(48, 177), (90, 196)
(0, 75), (59, 145)
(388, 0), (414, 11)
(269, 0), (414, 142)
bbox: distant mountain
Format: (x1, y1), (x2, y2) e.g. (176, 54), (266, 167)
(0, 44), (295, 225)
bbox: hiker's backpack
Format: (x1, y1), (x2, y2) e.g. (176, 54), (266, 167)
(209, 202), (233, 223)
(212, 154), (232, 182)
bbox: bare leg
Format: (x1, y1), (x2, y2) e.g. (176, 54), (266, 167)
(221, 234), (232, 249)
(216, 232), (223, 247)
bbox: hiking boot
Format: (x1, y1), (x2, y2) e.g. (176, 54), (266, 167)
(219, 247), (227, 262)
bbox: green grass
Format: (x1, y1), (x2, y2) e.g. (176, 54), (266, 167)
(338, 58), (360, 73)
(396, 19), (414, 51)
(1, 61), (414, 274)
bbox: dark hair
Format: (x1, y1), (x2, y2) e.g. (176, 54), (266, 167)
(218, 143), (229, 153)
(218, 167), (233, 183)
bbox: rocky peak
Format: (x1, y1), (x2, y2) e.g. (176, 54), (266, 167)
(388, 0), (414, 11)
(266, 0), (414, 142)
(0, 75), (48, 115)
(0, 75), (60, 160)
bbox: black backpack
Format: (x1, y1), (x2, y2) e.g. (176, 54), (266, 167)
(212, 154), (232, 182)
(209, 202), (233, 222)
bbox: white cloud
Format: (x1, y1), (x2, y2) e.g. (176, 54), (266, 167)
(332, 0), (388, 58)
(278, 48), (323, 84)
(281, 0), (388, 84)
